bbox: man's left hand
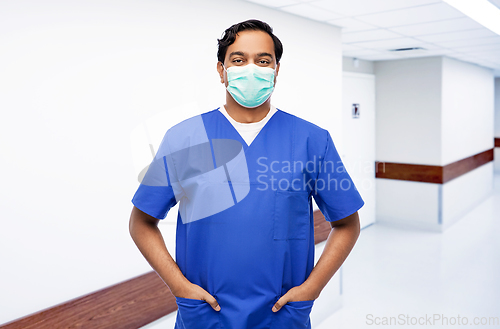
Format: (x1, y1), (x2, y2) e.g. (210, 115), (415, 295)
(272, 283), (320, 312)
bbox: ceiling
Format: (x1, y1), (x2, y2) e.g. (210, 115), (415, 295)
(244, 0), (500, 76)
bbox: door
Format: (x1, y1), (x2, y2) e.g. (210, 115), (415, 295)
(341, 72), (376, 229)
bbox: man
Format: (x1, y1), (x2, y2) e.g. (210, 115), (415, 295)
(129, 19), (364, 329)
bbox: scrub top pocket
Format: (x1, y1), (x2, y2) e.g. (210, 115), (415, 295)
(274, 190), (310, 240)
(175, 297), (222, 329)
(271, 299), (314, 329)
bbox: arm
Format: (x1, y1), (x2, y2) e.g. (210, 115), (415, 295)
(129, 206), (221, 311)
(272, 211), (360, 312)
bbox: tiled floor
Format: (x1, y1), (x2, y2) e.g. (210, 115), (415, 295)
(143, 175), (500, 329)
(315, 174), (500, 329)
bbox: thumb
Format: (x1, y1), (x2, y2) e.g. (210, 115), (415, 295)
(272, 296), (288, 313)
(204, 294), (221, 312)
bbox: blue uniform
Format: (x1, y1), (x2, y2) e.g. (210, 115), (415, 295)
(132, 107), (364, 329)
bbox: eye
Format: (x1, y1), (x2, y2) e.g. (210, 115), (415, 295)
(259, 60), (270, 64)
(232, 59), (243, 63)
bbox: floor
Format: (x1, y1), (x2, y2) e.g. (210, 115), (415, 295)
(143, 175), (500, 329)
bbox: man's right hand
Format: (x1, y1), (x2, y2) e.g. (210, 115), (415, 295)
(129, 206), (221, 312)
(174, 282), (221, 311)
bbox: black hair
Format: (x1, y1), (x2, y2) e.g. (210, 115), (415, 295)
(217, 19), (283, 64)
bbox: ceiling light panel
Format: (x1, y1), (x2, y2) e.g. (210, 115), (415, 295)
(443, 0), (500, 35)
(355, 3), (464, 28)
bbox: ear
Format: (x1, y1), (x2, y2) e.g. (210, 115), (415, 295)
(217, 61), (225, 84)
(274, 62), (280, 85)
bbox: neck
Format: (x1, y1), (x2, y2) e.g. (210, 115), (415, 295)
(224, 93), (271, 123)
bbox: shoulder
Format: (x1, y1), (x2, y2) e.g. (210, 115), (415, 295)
(276, 107), (329, 140)
(166, 107), (222, 136)
(167, 108), (219, 133)
(162, 107), (220, 153)
(276, 108), (333, 157)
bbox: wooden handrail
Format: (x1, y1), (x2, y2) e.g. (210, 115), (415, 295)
(375, 148), (494, 184)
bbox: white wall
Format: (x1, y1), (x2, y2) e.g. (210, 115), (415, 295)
(376, 179), (441, 232)
(495, 149), (500, 173)
(441, 163), (494, 230)
(374, 57), (443, 165)
(0, 0), (344, 324)
(441, 57), (494, 165)
(375, 56), (495, 232)
(440, 57), (495, 227)
(375, 55), (495, 167)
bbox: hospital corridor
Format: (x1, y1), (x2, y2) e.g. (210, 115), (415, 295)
(1, 0), (499, 328)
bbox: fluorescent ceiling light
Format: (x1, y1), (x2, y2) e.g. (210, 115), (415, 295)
(442, 0), (500, 35)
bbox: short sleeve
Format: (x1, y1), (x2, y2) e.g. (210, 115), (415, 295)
(312, 131), (364, 222)
(131, 130), (181, 220)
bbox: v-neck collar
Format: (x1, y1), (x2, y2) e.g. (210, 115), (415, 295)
(216, 105), (280, 152)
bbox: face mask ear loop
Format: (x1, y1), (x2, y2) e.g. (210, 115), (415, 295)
(221, 63), (227, 83)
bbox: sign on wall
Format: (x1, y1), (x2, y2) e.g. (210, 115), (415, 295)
(352, 103), (360, 119)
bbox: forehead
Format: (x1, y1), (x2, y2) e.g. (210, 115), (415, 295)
(227, 30), (275, 57)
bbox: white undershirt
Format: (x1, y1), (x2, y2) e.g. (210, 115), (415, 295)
(218, 104), (278, 146)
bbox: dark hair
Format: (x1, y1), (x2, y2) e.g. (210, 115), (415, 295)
(217, 19), (283, 64)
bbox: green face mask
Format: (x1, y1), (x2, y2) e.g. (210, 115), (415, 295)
(223, 63), (276, 108)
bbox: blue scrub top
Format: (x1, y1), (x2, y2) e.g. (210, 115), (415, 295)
(132, 107), (365, 329)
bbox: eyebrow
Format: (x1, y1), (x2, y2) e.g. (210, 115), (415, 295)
(257, 52), (273, 58)
(229, 51), (274, 59)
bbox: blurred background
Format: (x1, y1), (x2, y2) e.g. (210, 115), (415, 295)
(0, 0), (499, 328)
